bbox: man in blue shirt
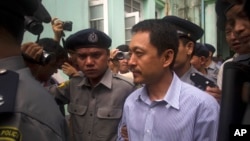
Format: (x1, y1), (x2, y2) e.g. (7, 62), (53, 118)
(117, 19), (219, 141)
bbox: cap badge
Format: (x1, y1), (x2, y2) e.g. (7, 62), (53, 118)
(88, 32), (98, 43)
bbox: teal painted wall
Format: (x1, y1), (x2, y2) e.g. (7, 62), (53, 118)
(108, 0), (126, 49)
(204, 2), (217, 56)
(143, 0), (156, 19)
(23, 0), (89, 43)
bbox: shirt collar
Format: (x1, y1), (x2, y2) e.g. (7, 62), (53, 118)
(0, 56), (26, 71)
(207, 61), (217, 70)
(77, 68), (112, 89)
(137, 72), (181, 110)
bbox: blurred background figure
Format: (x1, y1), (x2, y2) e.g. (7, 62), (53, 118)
(191, 43), (216, 83)
(51, 17), (81, 78)
(22, 38), (68, 87)
(204, 43), (220, 82)
(109, 44), (133, 80)
(21, 38), (68, 116)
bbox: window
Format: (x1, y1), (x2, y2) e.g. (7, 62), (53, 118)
(124, 0), (141, 13)
(89, 0), (108, 32)
(125, 12), (139, 45)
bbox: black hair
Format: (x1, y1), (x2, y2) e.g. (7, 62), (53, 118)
(37, 38), (68, 62)
(131, 19), (179, 69)
(116, 44), (129, 52)
(179, 36), (196, 57)
(0, 11), (25, 44)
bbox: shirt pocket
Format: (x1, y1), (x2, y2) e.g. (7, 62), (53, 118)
(96, 107), (122, 138)
(97, 107), (122, 119)
(68, 103), (87, 133)
(68, 103), (87, 115)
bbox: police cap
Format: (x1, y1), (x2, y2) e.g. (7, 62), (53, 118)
(194, 43), (209, 58)
(215, 0), (235, 30)
(116, 44), (129, 52)
(163, 16), (203, 42)
(65, 28), (112, 50)
(204, 43), (216, 54)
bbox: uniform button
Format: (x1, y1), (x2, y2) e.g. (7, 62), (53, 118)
(107, 114), (111, 117)
(0, 69), (7, 74)
(90, 113), (93, 116)
(0, 95), (4, 106)
(88, 131), (91, 134)
(74, 109), (77, 112)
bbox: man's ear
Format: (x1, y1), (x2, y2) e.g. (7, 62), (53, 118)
(161, 49), (174, 68)
(186, 41), (194, 56)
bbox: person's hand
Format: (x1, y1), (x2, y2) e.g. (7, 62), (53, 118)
(109, 49), (120, 73)
(206, 86), (221, 103)
(121, 125), (129, 141)
(51, 17), (64, 42)
(21, 42), (43, 62)
(61, 62), (79, 77)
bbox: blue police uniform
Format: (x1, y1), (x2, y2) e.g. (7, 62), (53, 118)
(163, 16), (216, 90)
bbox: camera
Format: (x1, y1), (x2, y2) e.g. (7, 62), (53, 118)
(24, 16), (44, 35)
(190, 72), (216, 90)
(62, 21), (73, 31)
(39, 50), (53, 65)
(22, 50), (53, 65)
(114, 51), (129, 60)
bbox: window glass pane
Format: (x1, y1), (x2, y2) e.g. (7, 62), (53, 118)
(90, 19), (104, 31)
(125, 41), (130, 45)
(90, 5), (103, 19)
(125, 16), (135, 27)
(125, 5), (131, 13)
(125, 29), (132, 39)
(125, 0), (131, 5)
(133, 1), (140, 10)
(124, 0), (141, 13)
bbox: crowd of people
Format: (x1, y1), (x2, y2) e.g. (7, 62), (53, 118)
(0, 0), (250, 141)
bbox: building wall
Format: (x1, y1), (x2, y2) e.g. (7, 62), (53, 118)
(167, 0), (229, 58)
(23, 0), (89, 44)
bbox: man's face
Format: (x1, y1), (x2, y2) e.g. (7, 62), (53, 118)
(128, 31), (166, 84)
(173, 39), (193, 70)
(226, 4), (250, 53)
(36, 58), (62, 82)
(118, 59), (129, 74)
(190, 55), (207, 72)
(76, 47), (109, 79)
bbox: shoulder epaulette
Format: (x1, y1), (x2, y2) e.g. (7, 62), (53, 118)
(113, 73), (134, 86)
(0, 69), (19, 114)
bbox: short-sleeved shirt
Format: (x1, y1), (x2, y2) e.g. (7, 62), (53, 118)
(118, 72), (219, 141)
(207, 61), (220, 82)
(51, 68), (134, 141)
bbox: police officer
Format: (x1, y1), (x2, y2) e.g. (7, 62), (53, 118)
(191, 43), (217, 83)
(0, 1), (69, 141)
(49, 28), (134, 141)
(204, 43), (220, 82)
(163, 16), (221, 101)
